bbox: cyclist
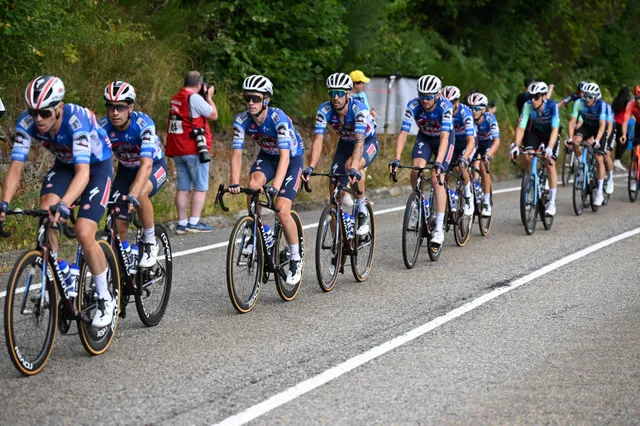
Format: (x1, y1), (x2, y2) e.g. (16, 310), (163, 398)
(577, 100), (616, 195)
(303, 72), (378, 237)
(510, 82), (559, 216)
(567, 82), (608, 206)
(469, 93), (500, 217)
(98, 81), (167, 268)
(389, 75), (454, 245)
(440, 85), (476, 216)
(0, 76), (115, 328)
(229, 75), (304, 286)
(559, 81), (586, 108)
(620, 85), (640, 166)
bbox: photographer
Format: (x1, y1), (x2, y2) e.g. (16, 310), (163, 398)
(166, 71), (218, 233)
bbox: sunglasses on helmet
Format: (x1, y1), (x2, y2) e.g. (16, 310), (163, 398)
(328, 90), (347, 98)
(419, 94), (436, 101)
(244, 94), (264, 104)
(28, 108), (55, 119)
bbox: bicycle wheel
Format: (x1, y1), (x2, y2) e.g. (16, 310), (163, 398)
(401, 192), (423, 269)
(454, 187), (472, 247)
(589, 174), (599, 213)
(629, 156), (638, 202)
(561, 147), (570, 186)
(274, 211), (304, 301)
(478, 185), (492, 236)
(352, 200), (376, 282)
(135, 223), (173, 327)
(316, 204), (342, 292)
(427, 189), (443, 262)
(572, 166), (584, 216)
(4, 250), (58, 376)
(77, 239), (121, 356)
(226, 215), (263, 313)
(520, 174), (537, 235)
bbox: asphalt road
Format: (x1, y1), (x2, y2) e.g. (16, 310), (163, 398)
(0, 176), (639, 425)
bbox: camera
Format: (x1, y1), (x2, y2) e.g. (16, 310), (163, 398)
(199, 82), (216, 99)
(191, 128), (211, 163)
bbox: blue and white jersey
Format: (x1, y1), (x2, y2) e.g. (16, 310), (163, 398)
(233, 107), (304, 157)
(98, 111), (163, 169)
(13, 103), (112, 165)
(476, 112), (500, 142)
(452, 103), (476, 141)
(571, 98), (607, 128)
(314, 98), (376, 143)
(401, 96), (453, 138)
(518, 99), (560, 132)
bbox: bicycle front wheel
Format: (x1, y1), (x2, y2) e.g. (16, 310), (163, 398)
(77, 239), (121, 356)
(402, 192), (423, 269)
(521, 174), (537, 235)
(274, 211), (304, 301)
(572, 166), (585, 216)
(4, 250), (58, 376)
(315, 204), (342, 292)
(561, 147), (570, 186)
(453, 187), (472, 247)
(135, 223), (173, 327)
(227, 215), (263, 313)
(478, 185), (492, 236)
(351, 200), (376, 282)
(629, 156), (638, 202)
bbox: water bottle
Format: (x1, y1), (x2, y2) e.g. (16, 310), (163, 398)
(57, 259), (77, 298)
(130, 244), (139, 275)
(342, 212), (354, 240)
(423, 198), (430, 220)
(122, 240), (132, 267)
(348, 213), (355, 239)
(449, 189), (458, 212)
(69, 263), (79, 298)
(263, 224), (274, 250)
(474, 180), (482, 198)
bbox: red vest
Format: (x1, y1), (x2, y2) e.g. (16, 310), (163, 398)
(165, 88), (213, 157)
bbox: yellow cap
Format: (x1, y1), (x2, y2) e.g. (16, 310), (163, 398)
(349, 70), (370, 83)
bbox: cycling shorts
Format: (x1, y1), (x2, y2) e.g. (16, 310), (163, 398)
(250, 151), (303, 202)
(40, 159), (113, 224)
(575, 123), (600, 142)
(524, 127), (560, 160)
(330, 136), (379, 186)
(412, 132), (455, 171)
(110, 158), (168, 203)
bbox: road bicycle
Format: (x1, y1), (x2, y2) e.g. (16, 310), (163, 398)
(469, 157), (493, 236)
(2, 207), (120, 376)
(571, 141), (600, 215)
(628, 143), (640, 202)
(302, 173), (375, 291)
(215, 184), (304, 313)
(515, 148), (554, 235)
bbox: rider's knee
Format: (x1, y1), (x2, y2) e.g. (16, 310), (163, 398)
(75, 223), (96, 247)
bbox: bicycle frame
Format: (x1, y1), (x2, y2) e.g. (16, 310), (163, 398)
(104, 203), (142, 292)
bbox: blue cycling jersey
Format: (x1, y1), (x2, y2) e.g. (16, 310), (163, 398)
(476, 112), (500, 142)
(13, 103), (112, 165)
(452, 103), (476, 141)
(233, 107), (304, 157)
(314, 98), (376, 143)
(518, 99), (560, 131)
(98, 111), (164, 169)
(605, 102), (614, 123)
(401, 96), (453, 137)
(571, 98), (607, 127)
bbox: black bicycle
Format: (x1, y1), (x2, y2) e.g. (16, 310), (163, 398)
(2, 208), (120, 376)
(215, 184), (304, 313)
(302, 173), (375, 291)
(469, 157), (493, 236)
(99, 198), (172, 327)
(445, 163), (473, 247)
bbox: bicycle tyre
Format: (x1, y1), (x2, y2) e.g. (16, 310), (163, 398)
(4, 250), (58, 376)
(572, 166), (584, 216)
(402, 191), (423, 269)
(561, 147), (570, 186)
(521, 174), (537, 235)
(135, 223), (173, 326)
(274, 210), (304, 301)
(478, 185), (492, 236)
(453, 186), (472, 247)
(629, 156), (638, 202)
(315, 204), (342, 292)
(352, 200), (376, 282)
(226, 215), (263, 313)
(427, 189), (443, 262)
(589, 175), (599, 213)
(77, 239), (121, 356)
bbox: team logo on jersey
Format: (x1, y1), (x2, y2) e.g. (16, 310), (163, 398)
(154, 166), (167, 186)
(69, 115), (82, 131)
(271, 111), (280, 123)
(404, 109), (413, 121)
(136, 117), (148, 129)
(443, 110), (452, 120)
(233, 127), (241, 139)
(321, 105), (331, 114)
(316, 113), (324, 124)
(355, 114), (365, 125)
(236, 112), (248, 124)
(410, 100), (419, 109)
(352, 104), (360, 113)
(366, 143), (377, 157)
(20, 115), (34, 129)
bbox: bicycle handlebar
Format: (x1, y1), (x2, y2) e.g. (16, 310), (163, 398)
(215, 184), (280, 213)
(388, 162), (442, 186)
(0, 208), (75, 239)
(301, 173), (363, 195)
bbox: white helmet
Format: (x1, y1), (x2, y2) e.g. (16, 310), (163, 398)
(326, 73), (353, 91)
(528, 81), (549, 95)
(441, 85), (461, 101)
(417, 75), (442, 95)
(25, 75), (65, 110)
(104, 81), (136, 104)
(468, 93), (489, 108)
(243, 75), (273, 96)
(582, 82), (600, 97)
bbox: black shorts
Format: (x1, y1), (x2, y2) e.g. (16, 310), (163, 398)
(575, 123), (599, 142)
(524, 127), (559, 160)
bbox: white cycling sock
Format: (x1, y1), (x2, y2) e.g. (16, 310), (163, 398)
(464, 183), (472, 198)
(608, 170), (613, 180)
(550, 188), (557, 204)
(597, 179), (604, 193)
(357, 197), (367, 214)
(289, 243), (301, 261)
(189, 217), (199, 225)
(143, 227), (155, 244)
(94, 269), (110, 300)
(483, 193), (491, 204)
(435, 213), (444, 231)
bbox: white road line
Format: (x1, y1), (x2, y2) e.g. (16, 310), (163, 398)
(0, 174), (627, 299)
(213, 226), (640, 426)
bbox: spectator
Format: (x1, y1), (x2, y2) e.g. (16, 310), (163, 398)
(488, 99), (497, 115)
(349, 70), (377, 119)
(166, 71), (218, 234)
(516, 77), (535, 115)
(612, 85), (631, 171)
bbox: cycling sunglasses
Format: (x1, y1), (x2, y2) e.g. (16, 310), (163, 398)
(328, 90), (347, 98)
(106, 104), (130, 113)
(419, 94), (437, 101)
(584, 95), (596, 100)
(531, 94), (543, 101)
(244, 94), (264, 104)
(28, 108), (55, 119)
(471, 106), (485, 111)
